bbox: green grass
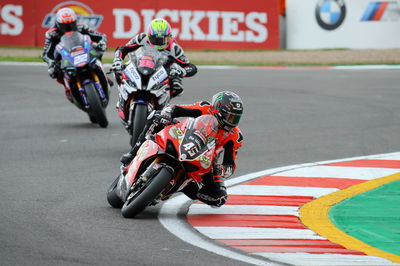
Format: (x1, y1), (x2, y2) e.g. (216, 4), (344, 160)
(0, 46), (42, 50)
(0, 56), (44, 62)
(0, 56), (114, 63)
(0, 56), (317, 66)
(1, 55), (398, 67)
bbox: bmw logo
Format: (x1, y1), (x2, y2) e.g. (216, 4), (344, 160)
(315, 0), (346, 30)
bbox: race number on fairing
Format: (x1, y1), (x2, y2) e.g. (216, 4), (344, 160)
(74, 53), (88, 65)
(183, 142), (199, 157)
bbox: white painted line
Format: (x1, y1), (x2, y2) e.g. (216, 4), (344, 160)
(188, 204), (299, 216)
(228, 185), (337, 197)
(158, 194), (279, 266)
(370, 154), (400, 160)
(255, 253), (400, 266)
(274, 165), (400, 180)
(0, 61), (46, 66)
(194, 227), (324, 240)
(335, 65), (400, 70)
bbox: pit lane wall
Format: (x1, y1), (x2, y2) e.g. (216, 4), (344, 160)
(0, 0), (280, 50)
(286, 0), (400, 49)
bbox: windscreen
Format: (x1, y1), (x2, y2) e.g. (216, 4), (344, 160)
(179, 115), (218, 161)
(131, 44), (168, 75)
(60, 31), (84, 53)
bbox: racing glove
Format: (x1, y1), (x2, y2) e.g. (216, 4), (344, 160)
(47, 60), (57, 79)
(169, 65), (187, 78)
(213, 164), (233, 179)
(153, 110), (173, 126)
(94, 40), (106, 52)
(213, 164), (225, 177)
(160, 106), (174, 120)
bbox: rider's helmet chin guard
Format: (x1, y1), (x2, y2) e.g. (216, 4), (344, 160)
(56, 8), (78, 33)
(211, 91), (243, 131)
(146, 18), (172, 51)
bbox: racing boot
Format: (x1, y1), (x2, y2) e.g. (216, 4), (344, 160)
(107, 77), (114, 87)
(120, 141), (141, 166)
(181, 181), (200, 200)
(116, 94), (127, 122)
(120, 152), (134, 166)
(55, 74), (73, 103)
(64, 89), (73, 103)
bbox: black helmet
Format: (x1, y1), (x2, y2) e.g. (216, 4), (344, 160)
(211, 91), (243, 131)
(55, 8), (78, 33)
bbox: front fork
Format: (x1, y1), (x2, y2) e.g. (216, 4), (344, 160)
(75, 70), (108, 108)
(75, 77), (89, 108)
(91, 69), (108, 105)
(119, 99), (152, 129)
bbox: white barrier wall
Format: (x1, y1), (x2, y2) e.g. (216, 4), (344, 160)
(286, 0), (400, 49)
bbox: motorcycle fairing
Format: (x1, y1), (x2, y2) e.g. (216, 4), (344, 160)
(155, 118), (217, 182)
(56, 32), (92, 68)
(125, 139), (160, 186)
(148, 67), (168, 91)
(123, 63), (142, 94)
(122, 63), (168, 94)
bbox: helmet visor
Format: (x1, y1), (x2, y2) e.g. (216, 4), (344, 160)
(148, 35), (170, 49)
(58, 22), (77, 33)
(223, 111), (242, 127)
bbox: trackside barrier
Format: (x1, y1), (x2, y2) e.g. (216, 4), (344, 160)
(0, 0), (280, 50)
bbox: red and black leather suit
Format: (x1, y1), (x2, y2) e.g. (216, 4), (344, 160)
(124, 101), (244, 207)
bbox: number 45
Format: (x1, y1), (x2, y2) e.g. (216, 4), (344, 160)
(183, 142), (198, 156)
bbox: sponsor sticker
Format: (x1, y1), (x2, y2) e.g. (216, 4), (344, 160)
(42, 1), (103, 29)
(315, 0), (346, 30)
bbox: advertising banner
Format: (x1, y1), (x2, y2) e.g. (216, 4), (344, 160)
(0, 0), (280, 50)
(286, 0), (400, 49)
(0, 0), (35, 46)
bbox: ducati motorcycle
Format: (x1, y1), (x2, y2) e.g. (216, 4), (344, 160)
(55, 31), (109, 127)
(107, 114), (219, 218)
(115, 44), (175, 146)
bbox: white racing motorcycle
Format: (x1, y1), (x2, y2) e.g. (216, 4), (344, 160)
(114, 44), (181, 146)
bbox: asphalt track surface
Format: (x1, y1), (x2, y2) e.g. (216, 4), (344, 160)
(1, 64), (400, 266)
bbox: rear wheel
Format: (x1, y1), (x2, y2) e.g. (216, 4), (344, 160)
(107, 175), (124, 208)
(121, 167), (172, 218)
(85, 83), (108, 128)
(129, 104), (148, 146)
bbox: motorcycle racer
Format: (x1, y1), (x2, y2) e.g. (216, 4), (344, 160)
(120, 91), (244, 207)
(111, 18), (197, 109)
(41, 8), (108, 102)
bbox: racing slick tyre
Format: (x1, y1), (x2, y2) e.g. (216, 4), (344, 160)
(85, 83), (108, 128)
(129, 104), (148, 147)
(121, 167), (172, 218)
(107, 175), (124, 208)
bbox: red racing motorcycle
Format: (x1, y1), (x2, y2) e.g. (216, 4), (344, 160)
(106, 114), (219, 218)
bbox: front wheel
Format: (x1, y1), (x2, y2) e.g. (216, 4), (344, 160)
(121, 167), (172, 218)
(107, 175), (124, 208)
(129, 104), (148, 146)
(85, 83), (108, 128)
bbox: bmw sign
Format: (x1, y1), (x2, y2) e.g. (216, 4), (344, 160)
(315, 0), (346, 30)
